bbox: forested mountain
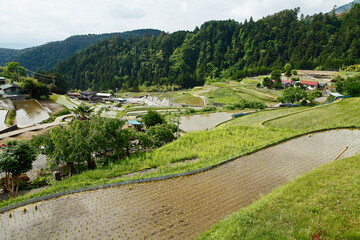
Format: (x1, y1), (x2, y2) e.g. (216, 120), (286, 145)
(0, 29), (161, 71)
(55, 5), (360, 91)
(334, 0), (360, 14)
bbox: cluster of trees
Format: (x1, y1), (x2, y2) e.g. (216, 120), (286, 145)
(0, 29), (161, 71)
(0, 141), (36, 198)
(0, 62), (26, 82)
(335, 75), (360, 96)
(225, 99), (267, 110)
(31, 110), (177, 176)
(278, 87), (322, 104)
(55, 5), (360, 91)
(0, 62), (68, 98)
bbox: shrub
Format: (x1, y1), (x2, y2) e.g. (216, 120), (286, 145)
(142, 110), (165, 128)
(146, 124), (175, 147)
(225, 99), (266, 110)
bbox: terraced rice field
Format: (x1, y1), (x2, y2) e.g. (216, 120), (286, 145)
(1, 129), (360, 240)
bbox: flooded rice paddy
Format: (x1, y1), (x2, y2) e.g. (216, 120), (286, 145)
(180, 112), (238, 132)
(14, 100), (50, 128)
(1, 129), (360, 240)
(0, 110), (8, 131)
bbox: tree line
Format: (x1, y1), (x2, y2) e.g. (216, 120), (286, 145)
(55, 5), (360, 91)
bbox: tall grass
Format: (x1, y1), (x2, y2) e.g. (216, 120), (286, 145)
(218, 107), (309, 128)
(5, 110), (15, 126)
(198, 154), (360, 239)
(265, 98), (360, 130)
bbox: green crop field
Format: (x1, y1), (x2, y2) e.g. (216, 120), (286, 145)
(211, 87), (240, 104)
(173, 93), (204, 106)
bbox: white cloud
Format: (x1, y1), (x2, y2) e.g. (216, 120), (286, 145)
(0, 0), (352, 48)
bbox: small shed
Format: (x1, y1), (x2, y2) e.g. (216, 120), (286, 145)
(0, 83), (22, 95)
(330, 92), (351, 99)
(0, 77), (6, 85)
(127, 120), (143, 131)
(97, 93), (113, 99)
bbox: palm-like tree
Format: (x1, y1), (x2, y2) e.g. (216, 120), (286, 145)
(71, 103), (94, 120)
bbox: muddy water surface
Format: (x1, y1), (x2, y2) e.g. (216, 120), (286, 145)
(0, 110), (8, 131)
(14, 100), (50, 128)
(1, 129), (360, 240)
(180, 112), (238, 132)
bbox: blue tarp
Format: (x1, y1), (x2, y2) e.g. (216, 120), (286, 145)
(127, 120), (142, 125)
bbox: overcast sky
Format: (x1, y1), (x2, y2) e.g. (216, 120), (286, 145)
(0, 0), (351, 49)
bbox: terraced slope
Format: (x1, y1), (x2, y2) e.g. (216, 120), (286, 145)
(1, 129), (359, 240)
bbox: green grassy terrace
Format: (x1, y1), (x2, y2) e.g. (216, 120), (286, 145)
(265, 98), (360, 130)
(198, 154), (360, 239)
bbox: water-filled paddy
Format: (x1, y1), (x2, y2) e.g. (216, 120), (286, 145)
(180, 112), (239, 132)
(1, 129), (359, 239)
(14, 100), (50, 128)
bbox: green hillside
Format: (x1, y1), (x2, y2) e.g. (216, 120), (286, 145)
(55, 5), (360, 91)
(0, 29), (161, 71)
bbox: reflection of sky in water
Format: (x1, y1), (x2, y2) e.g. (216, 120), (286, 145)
(180, 112), (235, 132)
(0, 110), (8, 131)
(14, 100), (50, 128)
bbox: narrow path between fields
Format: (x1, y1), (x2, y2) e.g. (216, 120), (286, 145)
(1, 129), (360, 240)
(0, 114), (71, 140)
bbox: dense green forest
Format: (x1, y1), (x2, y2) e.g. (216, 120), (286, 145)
(54, 5), (360, 91)
(0, 29), (161, 71)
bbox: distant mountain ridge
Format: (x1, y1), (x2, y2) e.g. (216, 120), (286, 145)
(334, 0), (360, 14)
(0, 29), (161, 71)
(55, 5), (360, 91)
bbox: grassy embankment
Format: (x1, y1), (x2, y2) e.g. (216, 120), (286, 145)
(198, 154), (360, 239)
(264, 97), (360, 130)
(198, 97), (360, 239)
(208, 80), (280, 106)
(5, 110), (15, 126)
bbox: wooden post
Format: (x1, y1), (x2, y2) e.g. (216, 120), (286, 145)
(333, 147), (348, 162)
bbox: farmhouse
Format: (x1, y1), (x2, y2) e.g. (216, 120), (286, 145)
(281, 80), (293, 88)
(97, 93), (113, 101)
(300, 81), (319, 90)
(78, 90), (102, 103)
(0, 83), (25, 100)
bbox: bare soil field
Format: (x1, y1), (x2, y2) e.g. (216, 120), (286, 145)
(1, 129), (360, 240)
(297, 70), (338, 82)
(38, 100), (65, 114)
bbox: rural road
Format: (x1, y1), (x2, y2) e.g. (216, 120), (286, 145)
(0, 114), (72, 140)
(1, 129), (360, 240)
